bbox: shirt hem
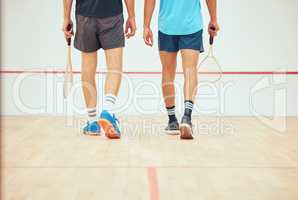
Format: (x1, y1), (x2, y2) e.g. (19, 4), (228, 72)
(75, 10), (123, 19)
(158, 27), (203, 36)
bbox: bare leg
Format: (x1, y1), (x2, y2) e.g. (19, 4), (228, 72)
(98, 47), (123, 139)
(104, 47), (123, 96)
(159, 51), (180, 135)
(159, 51), (178, 108)
(180, 49), (199, 139)
(181, 49), (199, 101)
(81, 51), (97, 109)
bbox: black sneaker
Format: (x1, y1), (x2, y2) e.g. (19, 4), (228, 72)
(165, 120), (179, 135)
(179, 115), (194, 139)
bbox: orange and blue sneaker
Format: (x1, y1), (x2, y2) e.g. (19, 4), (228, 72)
(83, 121), (101, 136)
(98, 110), (121, 139)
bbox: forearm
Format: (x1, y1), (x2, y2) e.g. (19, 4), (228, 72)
(144, 0), (156, 27)
(63, 0), (73, 19)
(124, 0), (135, 18)
(206, 0), (217, 22)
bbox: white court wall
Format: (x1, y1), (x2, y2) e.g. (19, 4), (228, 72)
(1, 72), (298, 118)
(1, 0), (298, 70)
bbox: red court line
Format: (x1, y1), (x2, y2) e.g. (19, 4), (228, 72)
(1, 70), (298, 75)
(147, 167), (160, 200)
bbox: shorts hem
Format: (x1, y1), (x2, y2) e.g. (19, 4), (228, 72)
(159, 48), (204, 53)
(159, 49), (179, 53)
(102, 44), (125, 50)
(74, 44), (100, 53)
(179, 48), (204, 53)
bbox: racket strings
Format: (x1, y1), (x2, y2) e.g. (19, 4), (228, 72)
(198, 45), (222, 83)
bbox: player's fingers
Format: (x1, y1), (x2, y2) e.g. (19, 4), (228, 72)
(146, 35), (153, 46)
(144, 35), (150, 46)
(62, 25), (73, 32)
(149, 35), (153, 46)
(127, 26), (137, 39)
(130, 28), (136, 37)
(64, 31), (73, 37)
(209, 29), (217, 37)
(125, 22), (129, 34)
(126, 29), (132, 39)
(64, 33), (71, 38)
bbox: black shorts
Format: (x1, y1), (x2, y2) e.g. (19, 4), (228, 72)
(158, 30), (204, 53)
(74, 14), (125, 52)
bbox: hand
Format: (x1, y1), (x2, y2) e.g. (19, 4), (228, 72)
(143, 26), (153, 47)
(125, 17), (136, 39)
(208, 21), (220, 37)
(62, 18), (74, 40)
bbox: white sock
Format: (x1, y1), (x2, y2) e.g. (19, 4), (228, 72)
(103, 94), (117, 113)
(87, 107), (97, 123)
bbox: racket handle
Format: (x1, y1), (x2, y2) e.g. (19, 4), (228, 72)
(66, 24), (72, 46)
(209, 36), (214, 45)
(209, 26), (216, 45)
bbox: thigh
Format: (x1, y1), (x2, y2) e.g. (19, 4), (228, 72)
(81, 52), (97, 74)
(74, 15), (101, 53)
(158, 31), (179, 52)
(160, 51), (178, 84)
(104, 47), (123, 71)
(98, 14), (125, 50)
(181, 49), (199, 70)
(160, 51), (178, 72)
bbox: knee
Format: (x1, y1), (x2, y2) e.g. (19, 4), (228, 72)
(162, 68), (175, 81)
(81, 69), (95, 80)
(162, 74), (175, 84)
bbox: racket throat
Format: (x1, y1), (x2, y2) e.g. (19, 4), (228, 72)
(208, 46), (214, 57)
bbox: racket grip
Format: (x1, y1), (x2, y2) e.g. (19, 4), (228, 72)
(66, 24), (72, 46)
(209, 36), (214, 45)
(67, 38), (71, 46)
(209, 26), (216, 45)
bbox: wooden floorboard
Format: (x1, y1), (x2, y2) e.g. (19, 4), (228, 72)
(1, 116), (298, 199)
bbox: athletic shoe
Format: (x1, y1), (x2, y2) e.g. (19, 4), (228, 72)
(165, 120), (179, 135)
(83, 121), (101, 135)
(98, 110), (121, 139)
(179, 115), (194, 139)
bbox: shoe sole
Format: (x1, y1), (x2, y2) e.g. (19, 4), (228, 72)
(179, 123), (194, 140)
(98, 119), (120, 139)
(165, 130), (180, 135)
(83, 131), (101, 136)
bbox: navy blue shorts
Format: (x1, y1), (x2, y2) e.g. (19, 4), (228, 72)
(158, 30), (204, 52)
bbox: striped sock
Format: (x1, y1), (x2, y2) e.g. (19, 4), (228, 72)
(166, 106), (177, 123)
(87, 107), (97, 123)
(184, 100), (194, 118)
(103, 94), (117, 113)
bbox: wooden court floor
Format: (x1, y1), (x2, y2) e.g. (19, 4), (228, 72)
(1, 116), (298, 200)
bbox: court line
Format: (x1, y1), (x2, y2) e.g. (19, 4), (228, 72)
(3, 165), (298, 169)
(1, 70), (298, 75)
(147, 167), (160, 200)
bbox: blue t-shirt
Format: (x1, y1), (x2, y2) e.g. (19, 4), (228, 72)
(159, 0), (203, 35)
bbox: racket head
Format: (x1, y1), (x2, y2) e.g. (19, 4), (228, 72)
(198, 26), (222, 83)
(198, 46), (222, 83)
